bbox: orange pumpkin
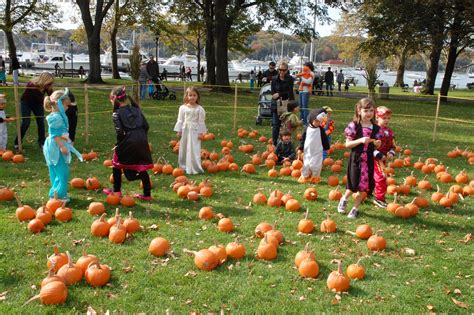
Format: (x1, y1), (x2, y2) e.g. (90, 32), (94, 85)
(304, 187), (318, 201)
(327, 261), (350, 292)
(149, 237), (170, 257)
(226, 241), (246, 259)
(88, 202), (106, 216)
(285, 198), (300, 212)
(346, 260), (365, 279)
(320, 214), (336, 233)
(367, 231), (386, 251)
(86, 177), (101, 190)
(298, 209), (314, 234)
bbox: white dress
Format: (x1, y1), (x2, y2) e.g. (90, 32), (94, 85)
(301, 126), (323, 178)
(0, 110), (7, 150)
(173, 104), (207, 174)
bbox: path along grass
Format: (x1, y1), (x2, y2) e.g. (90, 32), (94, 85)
(0, 82), (473, 313)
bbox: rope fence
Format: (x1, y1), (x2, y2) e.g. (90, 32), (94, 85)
(0, 81), (473, 153)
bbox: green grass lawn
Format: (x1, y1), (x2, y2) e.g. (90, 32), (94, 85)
(0, 81), (473, 313)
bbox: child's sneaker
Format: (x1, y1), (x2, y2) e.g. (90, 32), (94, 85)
(133, 194), (152, 201)
(347, 207), (359, 219)
(373, 198), (387, 208)
(337, 198), (348, 214)
(102, 188), (122, 196)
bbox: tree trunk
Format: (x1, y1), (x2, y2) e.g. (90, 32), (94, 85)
(203, 0), (215, 85)
(110, 28), (121, 79)
(4, 29), (18, 73)
(439, 44), (458, 102)
(394, 48), (407, 87)
(421, 41), (442, 95)
(110, 0), (121, 79)
(87, 30), (104, 84)
(214, 24), (231, 92)
(214, 1), (231, 92)
(197, 38), (201, 82)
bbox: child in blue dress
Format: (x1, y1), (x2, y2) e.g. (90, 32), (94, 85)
(43, 89), (83, 202)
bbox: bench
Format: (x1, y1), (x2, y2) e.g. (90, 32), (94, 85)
(467, 83), (474, 90)
(401, 84), (410, 92)
(59, 69), (87, 78)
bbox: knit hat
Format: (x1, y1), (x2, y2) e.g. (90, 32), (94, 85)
(307, 108), (327, 127)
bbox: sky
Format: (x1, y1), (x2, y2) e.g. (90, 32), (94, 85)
(54, 2), (341, 38)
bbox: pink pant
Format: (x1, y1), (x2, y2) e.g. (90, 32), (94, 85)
(374, 160), (387, 201)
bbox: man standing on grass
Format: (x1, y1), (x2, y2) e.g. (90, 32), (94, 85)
(325, 67), (334, 96)
(336, 69), (344, 92)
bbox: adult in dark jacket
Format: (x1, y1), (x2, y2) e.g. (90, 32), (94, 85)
(262, 61), (278, 84)
(146, 56), (159, 82)
(9, 53), (21, 86)
(104, 86), (153, 200)
(324, 67), (334, 96)
(14, 72), (54, 149)
(270, 61), (294, 146)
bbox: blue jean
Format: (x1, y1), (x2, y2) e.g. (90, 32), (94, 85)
(326, 83), (334, 96)
(271, 109), (281, 146)
(139, 80), (147, 100)
(299, 92), (309, 125)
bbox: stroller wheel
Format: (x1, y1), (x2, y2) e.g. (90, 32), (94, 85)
(169, 94), (177, 100)
(256, 117), (262, 125)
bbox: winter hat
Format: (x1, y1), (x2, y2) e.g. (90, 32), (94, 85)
(307, 108), (327, 127)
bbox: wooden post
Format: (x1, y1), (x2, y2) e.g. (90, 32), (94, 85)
(233, 83), (238, 134)
(84, 84), (89, 148)
(14, 84), (22, 152)
(432, 93), (441, 142)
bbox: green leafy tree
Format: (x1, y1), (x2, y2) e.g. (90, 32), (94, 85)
(0, 0), (58, 73)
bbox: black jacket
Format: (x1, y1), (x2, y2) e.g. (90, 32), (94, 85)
(113, 105), (152, 166)
(275, 140), (296, 163)
(271, 74), (294, 111)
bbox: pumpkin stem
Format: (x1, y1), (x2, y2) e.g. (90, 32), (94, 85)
(356, 257), (365, 265)
(410, 171), (414, 176)
(115, 208), (120, 218)
(376, 230), (383, 236)
(23, 294), (41, 306)
(423, 175), (428, 181)
(66, 251), (74, 267)
(14, 193), (22, 207)
(99, 213), (107, 222)
(436, 185), (440, 193)
(47, 258), (56, 277)
(304, 242), (310, 252)
(458, 193), (464, 201)
(394, 193), (398, 203)
(53, 245), (60, 255)
(129, 211), (133, 220)
(337, 261), (343, 275)
(345, 230), (356, 236)
(304, 208), (309, 220)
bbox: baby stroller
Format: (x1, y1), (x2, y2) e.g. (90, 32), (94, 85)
(256, 83), (273, 125)
(151, 79), (177, 100)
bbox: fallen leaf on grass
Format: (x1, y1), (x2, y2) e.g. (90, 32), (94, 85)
(0, 291), (7, 301)
(453, 288), (461, 295)
(451, 298), (469, 309)
(184, 271), (197, 278)
(106, 292), (117, 299)
(148, 224), (159, 230)
(299, 296), (306, 301)
(73, 239), (85, 246)
(458, 233), (472, 244)
(426, 304), (434, 311)
(185, 299), (193, 305)
(122, 266), (133, 273)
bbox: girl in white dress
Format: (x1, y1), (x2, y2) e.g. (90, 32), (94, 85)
(174, 86), (207, 174)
